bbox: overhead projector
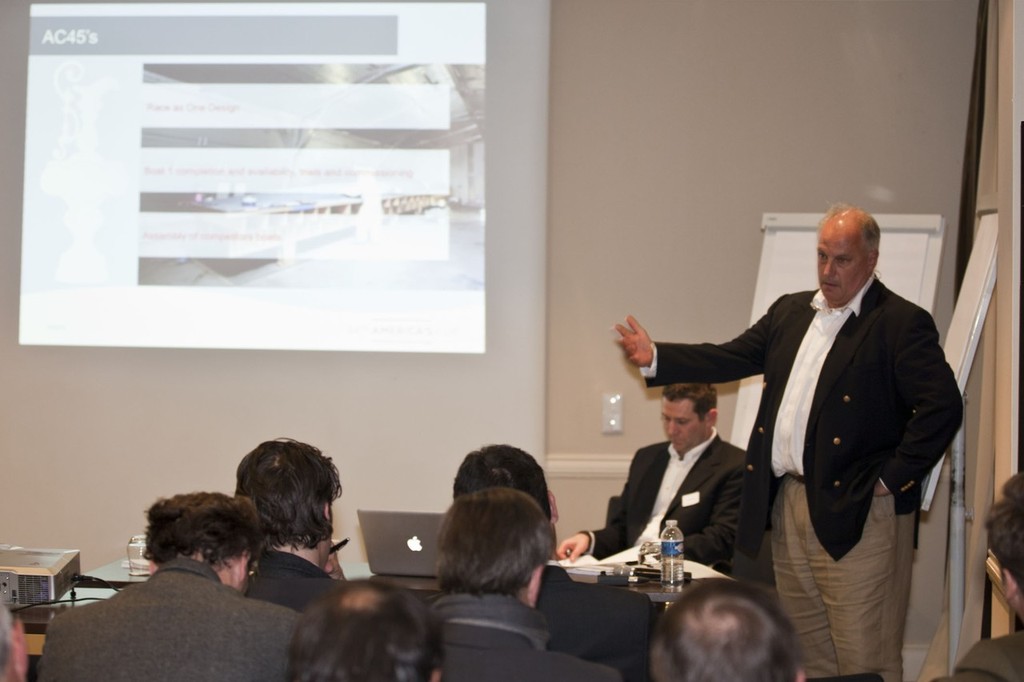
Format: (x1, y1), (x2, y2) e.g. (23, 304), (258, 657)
(0, 547), (80, 605)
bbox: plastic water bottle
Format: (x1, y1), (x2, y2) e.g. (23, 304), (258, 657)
(660, 520), (685, 587)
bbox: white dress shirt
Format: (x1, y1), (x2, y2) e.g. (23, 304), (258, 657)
(771, 277), (873, 476)
(635, 428), (717, 544)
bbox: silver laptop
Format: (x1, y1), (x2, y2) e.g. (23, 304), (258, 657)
(358, 509), (444, 578)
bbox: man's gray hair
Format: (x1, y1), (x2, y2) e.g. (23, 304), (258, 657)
(820, 202), (880, 252)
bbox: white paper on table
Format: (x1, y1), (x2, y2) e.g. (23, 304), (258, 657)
(559, 545), (727, 580)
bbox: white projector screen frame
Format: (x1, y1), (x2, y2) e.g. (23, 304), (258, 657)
(21, 2), (487, 353)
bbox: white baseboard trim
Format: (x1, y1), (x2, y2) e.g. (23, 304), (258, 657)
(545, 452), (631, 478)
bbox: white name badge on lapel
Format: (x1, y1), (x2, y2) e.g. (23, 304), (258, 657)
(681, 492), (700, 508)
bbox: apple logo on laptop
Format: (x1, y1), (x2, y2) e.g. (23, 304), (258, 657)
(406, 535), (423, 552)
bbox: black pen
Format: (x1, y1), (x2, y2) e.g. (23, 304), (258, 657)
(330, 538), (350, 554)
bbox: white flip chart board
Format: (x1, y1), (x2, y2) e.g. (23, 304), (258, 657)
(920, 212), (997, 510)
(727, 213), (946, 459)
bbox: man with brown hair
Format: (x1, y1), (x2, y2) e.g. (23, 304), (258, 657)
(453, 444), (654, 681)
(433, 487), (620, 682)
(39, 492), (297, 682)
(558, 383), (745, 570)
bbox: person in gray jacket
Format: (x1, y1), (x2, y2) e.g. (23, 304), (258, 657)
(433, 487), (622, 682)
(39, 492), (297, 682)
(453, 444), (655, 682)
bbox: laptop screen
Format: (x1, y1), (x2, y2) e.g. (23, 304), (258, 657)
(357, 509), (444, 578)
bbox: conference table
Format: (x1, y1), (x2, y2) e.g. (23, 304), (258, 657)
(84, 557), (722, 599)
(358, 563), (711, 605)
(17, 556), (723, 648)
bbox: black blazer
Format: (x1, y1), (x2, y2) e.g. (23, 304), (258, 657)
(652, 280), (963, 560)
(591, 436), (745, 568)
(537, 565), (656, 682)
(245, 550), (336, 612)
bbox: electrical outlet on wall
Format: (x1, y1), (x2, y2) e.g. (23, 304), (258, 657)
(602, 392), (623, 434)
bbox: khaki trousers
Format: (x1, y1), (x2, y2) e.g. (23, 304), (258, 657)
(771, 476), (914, 682)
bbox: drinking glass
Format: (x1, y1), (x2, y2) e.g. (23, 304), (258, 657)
(638, 541), (661, 567)
(126, 535), (149, 576)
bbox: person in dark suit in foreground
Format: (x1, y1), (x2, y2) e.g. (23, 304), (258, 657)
(38, 492), (297, 682)
(933, 472), (1024, 682)
(289, 580), (443, 682)
(615, 203), (962, 682)
(651, 578), (805, 682)
(558, 383), (745, 570)
(236, 438), (344, 611)
(433, 487), (622, 682)
(453, 444), (656, 682)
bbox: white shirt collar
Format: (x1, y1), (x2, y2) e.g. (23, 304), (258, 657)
(667, 427), (718, 462)
(811, 275), (875, 316)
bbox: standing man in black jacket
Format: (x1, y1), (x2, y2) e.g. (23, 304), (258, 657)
(614, 204), (962, 682)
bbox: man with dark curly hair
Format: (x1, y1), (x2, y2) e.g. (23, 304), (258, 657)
(38, 492), (297, 682)
(236, 438), (344, 611)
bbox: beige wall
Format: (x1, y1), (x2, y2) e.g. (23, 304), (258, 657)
(544, 0), (979, 676)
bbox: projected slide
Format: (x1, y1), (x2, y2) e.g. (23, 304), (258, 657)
(21, 3), (486, 352)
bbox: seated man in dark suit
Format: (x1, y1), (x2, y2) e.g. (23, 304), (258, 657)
(38, 492), (297, 682)
(558, 383), (745, 570)
(453, 444), (655, 682)
(933, 472), (1024, 682)
(434, 487), (621, 682)
(289, 580), (443, 682)
(236, 437), (344, 611)
(651, 578), (806, 682)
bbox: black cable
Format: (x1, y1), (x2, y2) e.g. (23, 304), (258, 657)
(10, 597), (107, 612)
(71, 573), (121, 591)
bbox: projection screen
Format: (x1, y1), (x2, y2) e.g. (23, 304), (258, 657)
(21, 2), (486, 353)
